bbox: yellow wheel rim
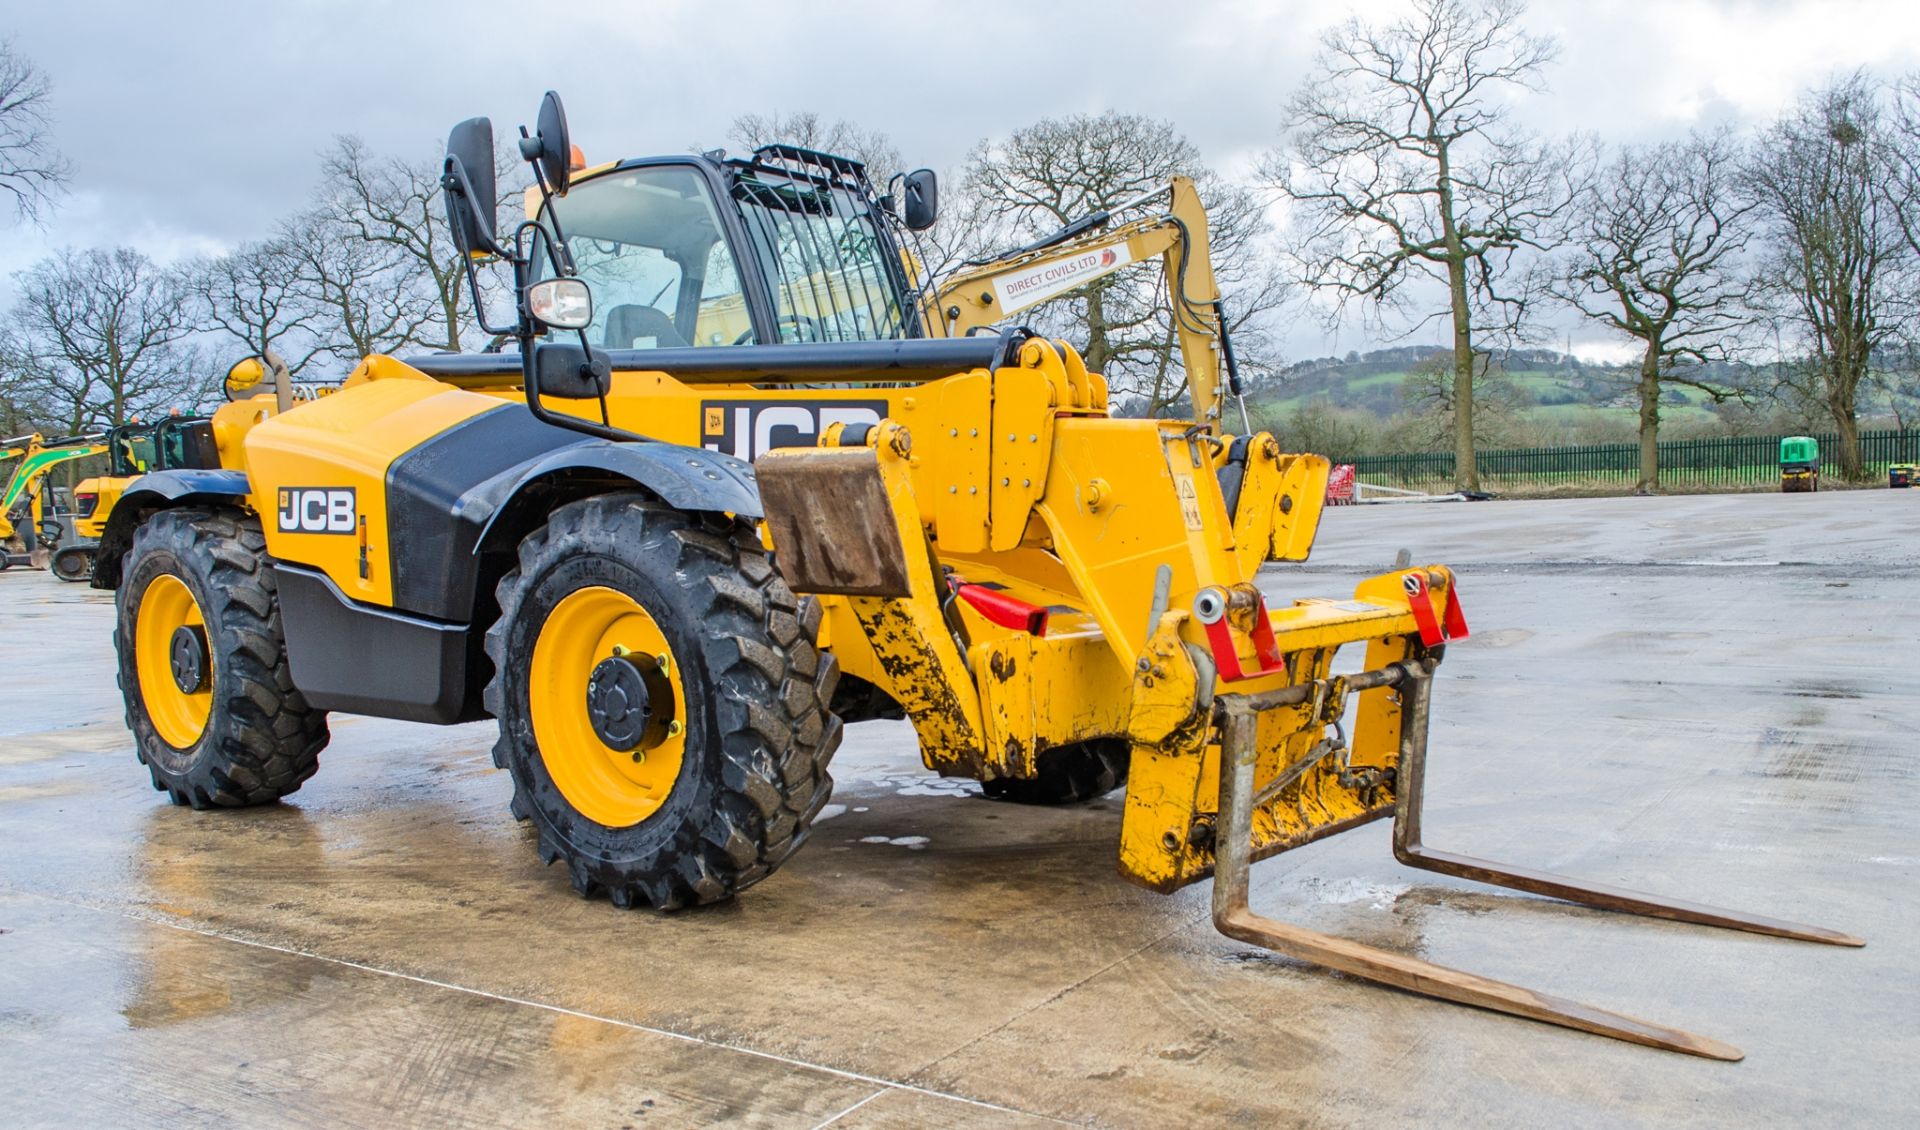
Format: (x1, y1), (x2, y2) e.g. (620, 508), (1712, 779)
(135, 573), (213, 749)
(529, 585), (688, 828)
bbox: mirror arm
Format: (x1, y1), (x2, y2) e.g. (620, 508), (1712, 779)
(508, 226), (641, 445)
(460, 253), (518, 339)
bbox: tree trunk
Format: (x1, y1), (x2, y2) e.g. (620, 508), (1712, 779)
(1433, 140), (1477, 493)
(1829, 378), (1862, 480)
(1446, 256), (1478, 491)
(1636, 343), (1662, 494)
(1083, 286), (1112, 374)
(438, 268), (463, 353)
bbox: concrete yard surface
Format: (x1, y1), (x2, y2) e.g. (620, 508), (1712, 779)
(1, 489), (1914, 1127)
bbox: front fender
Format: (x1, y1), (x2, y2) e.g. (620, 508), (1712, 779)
(386, 437), (761, 623)
(477, 440), (762, 538)
(91, 469), (252, 590)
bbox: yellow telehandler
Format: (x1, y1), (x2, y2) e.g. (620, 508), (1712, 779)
(92, 93), (1855, 1060)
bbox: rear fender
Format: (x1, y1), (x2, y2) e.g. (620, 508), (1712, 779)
(90, 469), (252, 590)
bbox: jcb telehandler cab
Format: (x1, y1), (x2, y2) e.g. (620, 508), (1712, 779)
(95, 93), (1856, 1059)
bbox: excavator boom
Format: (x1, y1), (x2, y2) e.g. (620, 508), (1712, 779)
(923, 177), (1242, 431)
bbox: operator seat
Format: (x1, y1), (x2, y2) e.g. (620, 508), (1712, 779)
(604, 304), (689, 350)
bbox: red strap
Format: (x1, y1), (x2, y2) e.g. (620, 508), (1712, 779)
(1203, 593), (1288, 683)
(1403, 573), (1469, 647)
(953, 583), (1049, 637)
(1443, 582), (1470, 642)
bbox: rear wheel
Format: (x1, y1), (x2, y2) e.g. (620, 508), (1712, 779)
(485, 493), (841, 909)
(981, 739), (1130, 804)
(115, 508), (329, 807)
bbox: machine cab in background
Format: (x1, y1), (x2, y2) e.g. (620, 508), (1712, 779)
(532, 145), (925, 354)
(1780, 435), (1820, 493)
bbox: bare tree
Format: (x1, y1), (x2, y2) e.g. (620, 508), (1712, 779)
(4, 248), (206, 430)
(0, 40), (70, 223)
(315, 137), (471, 352)
(1553, 131), (1754, 492)
(1887, 73), (1920, 260)
(185, 238), (326, 375)
(1264, 0), (1582, 489)
(279, 207), (442, 363)
(1746, 73), (1915, 479)
(728, 111), (903, 185)
(962, 112), (1289, 416)
(0, 338), (55, 433)
(1395, 350), (1530, 451)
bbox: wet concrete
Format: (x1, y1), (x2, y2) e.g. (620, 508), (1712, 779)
(1, 488), (1915, 1127)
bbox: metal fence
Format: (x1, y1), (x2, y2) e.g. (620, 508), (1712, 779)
(1349, 430), (1920, 489)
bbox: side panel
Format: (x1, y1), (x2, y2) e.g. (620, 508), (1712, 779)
(275, 563), (480, 724)
(242, 378), (510, 608)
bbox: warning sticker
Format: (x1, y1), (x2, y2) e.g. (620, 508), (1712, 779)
(989, 244), (1132, 315)
(1173, 472), (1205, 531)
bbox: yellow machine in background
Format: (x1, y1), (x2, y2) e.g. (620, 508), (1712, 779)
(94, 93), (1857, 1061)
(2, 433), (106, 570)
(54, 414), (219, 582)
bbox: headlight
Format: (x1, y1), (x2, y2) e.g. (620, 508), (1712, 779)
(526, 278), (594, 331)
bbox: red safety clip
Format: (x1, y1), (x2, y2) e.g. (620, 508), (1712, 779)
(1196, 587), (1289, 683)
(1402, 572), (1469, 647)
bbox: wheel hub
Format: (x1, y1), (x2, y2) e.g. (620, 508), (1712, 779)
(169, 624), (209, 694)
(586, 654), (663, 750)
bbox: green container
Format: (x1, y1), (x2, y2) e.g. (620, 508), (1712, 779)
(1779, 436), (1820, 466)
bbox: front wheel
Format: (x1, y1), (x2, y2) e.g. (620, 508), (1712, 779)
(485, 493), (841, 909)
(115, 508), (329, 807)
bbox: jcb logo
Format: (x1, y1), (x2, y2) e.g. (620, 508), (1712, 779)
(701, 399), (887, 461)
(276, 487), (357, 534)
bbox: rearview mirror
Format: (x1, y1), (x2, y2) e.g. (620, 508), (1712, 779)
(902, 168), (938, 231)
(518, 90), (574, 197)
(224, 355), (265, 401)
(444, 117), (501, 258)
(532, 341), (612, 400)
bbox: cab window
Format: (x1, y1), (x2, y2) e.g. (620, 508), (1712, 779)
(540, 166), (750, 349)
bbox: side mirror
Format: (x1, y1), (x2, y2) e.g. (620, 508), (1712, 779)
(224, 356), (265, 401)
(444, 117), (502, 258)
(532, 341), (612, 400)
(902, 168), (938, 231)
(518, 90), (573, 197)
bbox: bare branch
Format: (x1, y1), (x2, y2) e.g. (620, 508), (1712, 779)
(0, 40), (71, 223)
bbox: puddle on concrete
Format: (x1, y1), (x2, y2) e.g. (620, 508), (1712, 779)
(856, 835), (930, 850)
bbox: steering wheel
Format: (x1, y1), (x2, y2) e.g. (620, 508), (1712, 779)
(733, 314), (827, 345)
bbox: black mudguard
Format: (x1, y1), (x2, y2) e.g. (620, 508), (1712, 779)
(384, 406), (760, 622)
(90, 469), (252, 590)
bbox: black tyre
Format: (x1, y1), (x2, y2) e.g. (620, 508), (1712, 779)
(115, 508), (329, 808)
(981, 739), (1130, 804)
(50, 544), (94, 583)
(485, 493), (841, 909)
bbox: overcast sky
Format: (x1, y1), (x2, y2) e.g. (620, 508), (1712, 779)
(5, 0), (1919, 362)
